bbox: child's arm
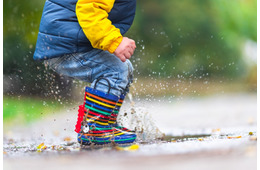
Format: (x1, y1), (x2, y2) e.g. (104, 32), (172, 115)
(76, 0), (136, 62)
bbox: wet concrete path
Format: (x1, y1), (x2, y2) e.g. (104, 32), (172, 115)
(3, 93), (257, 170)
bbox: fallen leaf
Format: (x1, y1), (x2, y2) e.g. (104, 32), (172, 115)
(116, 144), (139, 151)
(227, 136), (242, 139)
(64, 137), (72, 142)
(212, 128), (221, 133)
(37, 143), (45, 149)
(37, 143), (47, 152)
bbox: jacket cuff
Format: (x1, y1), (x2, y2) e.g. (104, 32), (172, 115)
(107, 36), (123, 53)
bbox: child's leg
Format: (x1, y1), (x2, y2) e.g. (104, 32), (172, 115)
(45, 49), (133, 96)
(45, 49), (136, 145)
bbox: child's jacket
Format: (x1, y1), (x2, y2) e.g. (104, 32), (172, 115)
(33, 0), (136, 60)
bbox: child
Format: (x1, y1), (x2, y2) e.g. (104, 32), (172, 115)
(33, 0), (137, 145)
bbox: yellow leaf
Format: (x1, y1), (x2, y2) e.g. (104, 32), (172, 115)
(198, 138), (204, 141)
(116, 144), (139, 151)
(212, 128), (221, 132)
(227, 136), (241, 139)
(37, 143), (47, 151)
(249, 132), (253, 135)
(64, 137), (72, 142)
(37, 143), (45, 149)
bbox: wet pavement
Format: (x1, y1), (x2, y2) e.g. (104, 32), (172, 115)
(3, 93), (257, 170)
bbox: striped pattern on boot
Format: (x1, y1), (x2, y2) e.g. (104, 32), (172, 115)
(75, 87), (136, 145)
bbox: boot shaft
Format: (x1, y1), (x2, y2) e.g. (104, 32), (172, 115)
(75, 87), (119, 133)
(109, 94), (125, 125)
(84, 87), (119, 125)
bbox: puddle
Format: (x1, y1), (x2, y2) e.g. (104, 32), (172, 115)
(3, 129), (257, 158)
(3, 94), (257, 158)
(162, 134), (212, 142)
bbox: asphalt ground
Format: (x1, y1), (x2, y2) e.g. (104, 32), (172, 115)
(3, 93), (257, 170)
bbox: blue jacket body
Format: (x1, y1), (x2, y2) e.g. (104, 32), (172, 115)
(33, 0), (136, 60)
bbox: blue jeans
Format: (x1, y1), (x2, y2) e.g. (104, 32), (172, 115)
(44, 49), (134, 97)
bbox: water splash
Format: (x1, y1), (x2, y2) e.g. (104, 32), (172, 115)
(117, 93), (164, 143)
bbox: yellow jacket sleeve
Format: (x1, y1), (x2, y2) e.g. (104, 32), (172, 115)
(76, 0), (123, 53)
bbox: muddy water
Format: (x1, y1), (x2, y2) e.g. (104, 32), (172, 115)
(3, 93), (257, 170)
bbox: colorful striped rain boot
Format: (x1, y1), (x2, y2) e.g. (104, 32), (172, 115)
(109, 94), (135, 133)
(75, 87), (136, 145)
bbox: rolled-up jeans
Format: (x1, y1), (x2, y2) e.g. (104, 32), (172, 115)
(44, 49), (134, 97)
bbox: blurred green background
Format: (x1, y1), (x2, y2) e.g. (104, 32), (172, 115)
(3, 0), (257, 125)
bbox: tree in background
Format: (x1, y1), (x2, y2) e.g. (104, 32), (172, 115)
(3, 0), (73, 98)
(129, 0), (256, 79)
(3, 0), (257, 97)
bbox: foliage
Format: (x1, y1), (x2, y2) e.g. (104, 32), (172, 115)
(3, 96), (63, 124)
(127, 0), (256, 79)
(3, 0), (257, 96)
(4, 0), (47, 95)
(212, 0), (257, 42)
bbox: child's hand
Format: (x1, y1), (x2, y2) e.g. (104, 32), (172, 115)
(114, 37), (136, 62)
